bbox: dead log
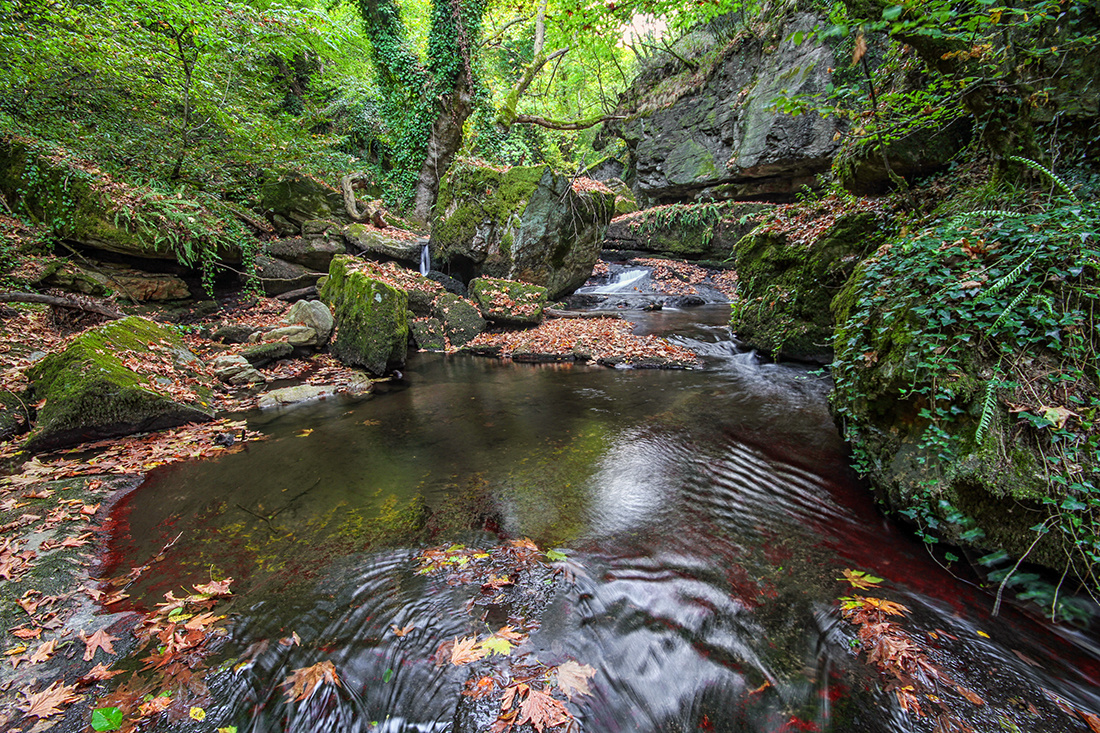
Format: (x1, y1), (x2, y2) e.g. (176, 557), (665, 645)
(0, 291), (124, 319)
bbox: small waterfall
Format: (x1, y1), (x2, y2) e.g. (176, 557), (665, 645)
(419, 243), (430, 276)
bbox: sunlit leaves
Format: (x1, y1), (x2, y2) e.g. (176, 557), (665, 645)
(840, 568), (885, 590)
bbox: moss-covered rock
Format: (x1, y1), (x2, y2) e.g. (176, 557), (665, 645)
(838, 117), (972, 195)
(257, 169), (347, 235)
(344, 224), (422, 267)
(0, 389), (30, 441)
(432, 293), (486, 346)
(409, 317), (446, 351)
(319, 255), (409, 375)
(431, 162), (615, 299)
(730, 211), (883, 362)
(24, 317), (215, 452)
(605, 202), (770, 261)
(469, 277), (547, 326)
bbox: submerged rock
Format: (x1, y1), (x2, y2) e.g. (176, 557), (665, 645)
(25, 316), (214, 452)
(431, 162), (615, 299)
(320, 255), (409, 375)
(256, 384), (336, 409)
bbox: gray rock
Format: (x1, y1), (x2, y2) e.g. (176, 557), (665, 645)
(211, 354), (265, 385)
(469, 277), (547, 326)
(264, 236), (345, 272)
(257, 170), (348, 232)
(254, 255), (326, 296)
(344, 224), (422, 266)
(432, 164), (615, 299)
(285, 299), (334, 343)
(212, 324), (255, 344)
(264, 325), (319, 347)
(241, 341), (294, 367)
(257, 384), (336, 409)
(603, 13), (842, 204)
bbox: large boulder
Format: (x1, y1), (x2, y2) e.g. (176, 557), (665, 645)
(838, 117), (973, 195)
(600, 13), (842, 204)
(344, 223), (424, 268)
(319, 255), (409, 375)
(256, 170), (348, 235)
(24, 316), (215, 452)
(432, 293), (486, 347)
(730, 209), (886, 362)
(604, 203), (770, 262)
(431, 162), (615, 299)
(469, 277), (547, 326)
(253, 255), (326, 296)
(263, 235), (345, 272)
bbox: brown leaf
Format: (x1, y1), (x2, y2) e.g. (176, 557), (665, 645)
(517, 687), (572, 732)
(1081, 710), (1100, 733)
(11, 626), (42, 639)
(282, 660), (341, 702)
(851, 32), (868, 66)
(28, 638), (57, 664)
(80, 663), (125, 683)
(16, 679), (81, 719)
(391, 624), (415, 637)
(555, 660), (596, 701)
(193, 577), (233, 596)
(83, 628), (118, 661)
(450, 636), (487, 666)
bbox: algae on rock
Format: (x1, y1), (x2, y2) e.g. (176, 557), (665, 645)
(469, 277), (547, 326)
(25, 316), (215, 452)
(320, 255), (409, 375)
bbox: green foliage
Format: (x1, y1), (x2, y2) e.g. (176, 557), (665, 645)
(625, 202), (734, 247)
(833, 171), (1100, 618)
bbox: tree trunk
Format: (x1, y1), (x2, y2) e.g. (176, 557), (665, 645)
(412, 74), (474, 221)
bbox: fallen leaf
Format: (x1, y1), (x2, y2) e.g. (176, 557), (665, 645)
(555, 660), (596, 700)
(282, 660), (341, 702)
(841, 569), (885, 590)
(193, 577), (233, 596)
(81, 663), (125, 682)
(28, 638), (57, 664)
(16, 679), (81, 719)
(517, 687), (572, 732)
(450, 636), (487, 666)
(11, 626), (42, 639)
(83, 628), (118, 661)
(391, 624), (415, 637)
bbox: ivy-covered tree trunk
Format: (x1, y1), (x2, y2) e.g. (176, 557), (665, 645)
(357, 0), (485, 219)
(412, 73), (473, 219)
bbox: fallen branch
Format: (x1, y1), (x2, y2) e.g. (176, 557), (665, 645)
(544, 307), (622, 319)
(0, 291), (124, 319)
(513, 114), (624, 131)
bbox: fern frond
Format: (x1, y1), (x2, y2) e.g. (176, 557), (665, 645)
(985, 252), (1035, 298)
(1008, 155), (1079, 202)
(991, 288), (1030, 331)
(975, 379), (999, 443)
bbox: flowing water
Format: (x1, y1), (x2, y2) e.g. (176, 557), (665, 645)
(100, 305), (1100, 732)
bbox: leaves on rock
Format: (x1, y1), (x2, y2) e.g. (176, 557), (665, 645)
(16, 679), (81, 719)
(83, 628), (119, 661)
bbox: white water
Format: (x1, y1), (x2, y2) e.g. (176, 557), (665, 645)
(576, 266), (650, 295)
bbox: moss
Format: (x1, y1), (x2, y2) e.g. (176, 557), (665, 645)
(432, 292), (486, 346)
(731, 212), (882, 359)
(469, 277), (547, 325)
(25, 316), (214, 452)
(410, 317), (446, 351)
(431, 163), (547, 253)
(319, 255), (409, 375)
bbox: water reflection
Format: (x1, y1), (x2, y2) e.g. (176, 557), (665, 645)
(101, 306), (1100, 733)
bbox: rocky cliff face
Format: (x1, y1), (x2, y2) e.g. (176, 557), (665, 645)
(603, 13), (843, 205)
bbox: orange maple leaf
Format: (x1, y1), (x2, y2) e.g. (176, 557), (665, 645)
(282, 660), (341, 702)
(82, 628), (118, 661)
(81, 662), (125, 682)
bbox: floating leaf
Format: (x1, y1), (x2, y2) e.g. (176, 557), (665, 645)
(282, 660), (341, 702)
(450, 636), (487, 666)
(555, 660), (596, 700)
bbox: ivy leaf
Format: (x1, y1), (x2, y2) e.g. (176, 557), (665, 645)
(91, 706), (124, 731)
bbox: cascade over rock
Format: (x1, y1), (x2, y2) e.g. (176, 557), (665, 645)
(431, 162), (615, 299)
(601, 13), (842, 205)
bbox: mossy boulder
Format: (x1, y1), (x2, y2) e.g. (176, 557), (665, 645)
(24, 317), (215, 452)
(344, 224), (423, 267)
(469, 277), (547, 326)
(409, 317), (446, 351)
(257, 169), (347, 235)
(838, 117), (972, 195)
(730, 211), (883, 362)
(319, 255), (409, 375)
(605, 203), (770, 261)
(432, 293), (486, 346)
(1, 389), (30, 441)
(431, 162), (615, 299)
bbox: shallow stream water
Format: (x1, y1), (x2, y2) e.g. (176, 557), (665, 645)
(101, 305), (1100, 732)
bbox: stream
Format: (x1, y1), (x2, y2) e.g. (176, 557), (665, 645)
(99, 305), (1100, 732)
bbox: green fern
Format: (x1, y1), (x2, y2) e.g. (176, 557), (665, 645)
(975, 378), (999, 444)
(985, 252), (1036, 299)
(1008, 155), (1079, 202)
